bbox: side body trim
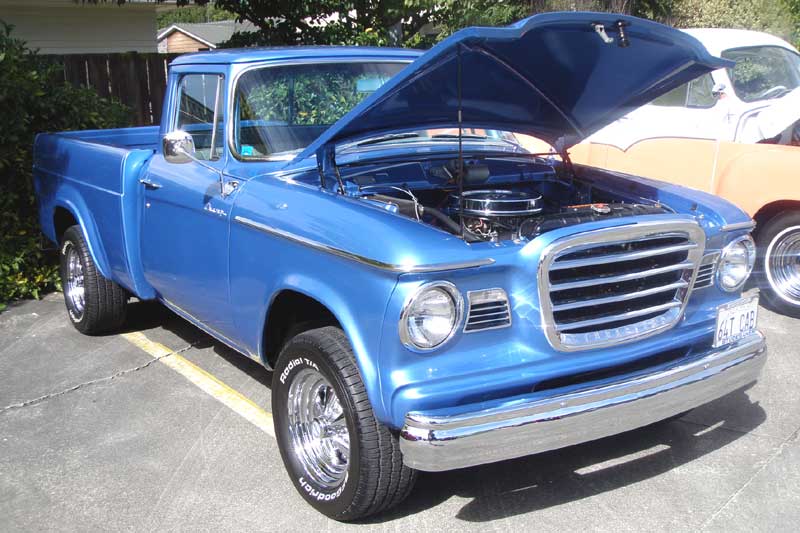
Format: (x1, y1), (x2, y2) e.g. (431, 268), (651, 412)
(721, 220), (756, 232)
(233, 215), (495, 273)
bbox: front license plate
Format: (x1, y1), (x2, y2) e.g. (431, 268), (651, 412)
(714, 295), (759, 348)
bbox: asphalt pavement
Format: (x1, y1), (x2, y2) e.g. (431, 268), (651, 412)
(1, 293), (798, 532)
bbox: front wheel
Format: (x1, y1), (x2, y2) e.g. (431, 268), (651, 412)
(272, 327), (416, 521)
(757, 211), (800, 318)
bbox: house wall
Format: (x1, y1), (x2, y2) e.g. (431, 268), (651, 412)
(163, 32), (211, 54)
(0, 1), (157, 54)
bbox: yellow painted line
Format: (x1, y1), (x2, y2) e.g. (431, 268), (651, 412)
(121, 331), (275, 437)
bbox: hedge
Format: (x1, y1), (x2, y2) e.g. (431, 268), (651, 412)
(0, 23), (130, 309)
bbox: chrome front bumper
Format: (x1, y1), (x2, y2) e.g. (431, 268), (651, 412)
(399, 333), (766, 472)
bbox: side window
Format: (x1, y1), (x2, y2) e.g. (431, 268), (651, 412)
(176, 73), (224, 161)
(650, 73), (716, 108)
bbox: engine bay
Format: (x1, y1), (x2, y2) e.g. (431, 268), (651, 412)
(340, 155), (672, 242)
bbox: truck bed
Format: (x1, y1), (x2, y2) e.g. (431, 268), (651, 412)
(33, 126), (158, 299)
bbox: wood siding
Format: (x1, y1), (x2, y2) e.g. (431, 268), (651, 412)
(0, 2), (157, 54)
(164, 32), (212, 54)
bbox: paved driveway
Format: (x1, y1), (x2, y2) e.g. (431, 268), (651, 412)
(1, 293), (798, 532)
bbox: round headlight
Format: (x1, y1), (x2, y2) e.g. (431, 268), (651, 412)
(399, 282), (463, 351)
(717, 235), (756, 292)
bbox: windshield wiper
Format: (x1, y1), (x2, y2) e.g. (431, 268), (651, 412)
(355, 132), (421, 146)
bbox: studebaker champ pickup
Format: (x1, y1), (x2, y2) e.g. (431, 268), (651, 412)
(34, 13), (767, 521)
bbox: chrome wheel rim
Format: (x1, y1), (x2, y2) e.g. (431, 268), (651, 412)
(765, 225), (800, 306)
(287, 367), (350, 490)
(65, 245), (85, 320)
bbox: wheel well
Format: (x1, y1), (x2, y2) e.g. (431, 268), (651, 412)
(753, 200), (800, 233)
(53, 207), (78, 242)
(262, 290), (341, 368)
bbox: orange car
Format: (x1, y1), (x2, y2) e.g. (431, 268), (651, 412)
(570, 29), (800, 317)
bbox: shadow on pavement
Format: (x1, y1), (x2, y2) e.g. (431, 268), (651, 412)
(378, 387), (764, 523)
(121, 301), (766, 524)
(124, 300), (273, 388)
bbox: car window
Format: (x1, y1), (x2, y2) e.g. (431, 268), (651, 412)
(176, 73), (224, 161)
(233, 62), (407, 160)
(722, 46), (800, 102)
(650, 73), (716, 108)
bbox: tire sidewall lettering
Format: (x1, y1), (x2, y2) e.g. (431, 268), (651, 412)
(278, 356), (320, 385)
(298, 473), (348, 502)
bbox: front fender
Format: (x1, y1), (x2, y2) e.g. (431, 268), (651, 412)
(229, 214), (401, 424)
(261, 274), (399, 413)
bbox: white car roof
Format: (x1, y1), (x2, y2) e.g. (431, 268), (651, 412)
(682, 28), (799, 57)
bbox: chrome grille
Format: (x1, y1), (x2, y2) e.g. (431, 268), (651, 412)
(694, 252), (720, 289)
(464, 288), (511, 332)
(538, 220), (706, 351)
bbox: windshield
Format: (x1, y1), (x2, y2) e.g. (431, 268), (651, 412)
(233, 61), (408, 160)
(722, 46), (800, 102)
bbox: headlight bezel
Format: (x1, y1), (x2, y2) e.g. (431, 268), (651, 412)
(399, 281), (464, 352)
(716, 235), (756, 292)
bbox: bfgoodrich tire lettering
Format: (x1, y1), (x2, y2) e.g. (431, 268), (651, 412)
(59, 225), (128, 334)
(272, 326), (416, 521)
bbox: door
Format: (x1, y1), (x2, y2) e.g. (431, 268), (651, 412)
(141, 72), (237, 336)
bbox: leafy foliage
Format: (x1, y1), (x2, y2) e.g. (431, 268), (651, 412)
(156, 5), (235, 28)
(0, 23), (130, 305)
(204, 0), (437, 47)
(669, 0), (795, 39)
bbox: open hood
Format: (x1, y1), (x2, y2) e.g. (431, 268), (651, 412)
(295, 12), (730, 165)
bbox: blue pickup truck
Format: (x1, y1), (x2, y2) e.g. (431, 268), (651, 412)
(34, 13), (766, 520)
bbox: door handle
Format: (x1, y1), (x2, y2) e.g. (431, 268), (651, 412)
(139, 178), (162, 190)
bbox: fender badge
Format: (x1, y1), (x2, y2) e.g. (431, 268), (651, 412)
(204, 203), (227, 217)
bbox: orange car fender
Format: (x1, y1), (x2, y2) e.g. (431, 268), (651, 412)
(713, 144), (800, 217)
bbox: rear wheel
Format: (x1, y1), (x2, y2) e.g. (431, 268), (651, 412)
(757, 211), (800, 318)
(59, 226), (128, 334)
(272, 326), (416, 521)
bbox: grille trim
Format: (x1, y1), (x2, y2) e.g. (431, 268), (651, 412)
(551, 281), (689, 312)
(694, 252), (720, 289)
(464, 288), (511, 333)
(549, 261), (694, 292)
(537, 219), (706, 352)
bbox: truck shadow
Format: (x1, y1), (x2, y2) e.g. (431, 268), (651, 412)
(378, 387), (765, 523)
(124, 300), (766, 524)
(123, 300), (273, 388)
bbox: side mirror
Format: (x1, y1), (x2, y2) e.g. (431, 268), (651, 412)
(163, 130), (196, 164)
(712, 83), (727, 99)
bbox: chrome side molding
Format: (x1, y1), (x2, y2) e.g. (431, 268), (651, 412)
(233, 216), (495, 273)
(720, 220), (756, 232)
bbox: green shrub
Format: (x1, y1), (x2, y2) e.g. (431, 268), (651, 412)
(0, 23), (130, 307)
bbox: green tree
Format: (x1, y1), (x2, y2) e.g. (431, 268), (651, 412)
(670, 0), (794, 38)
(0, 23), (129, 306)
(210, 0), (436, 47)
(157, 5), (235, 28)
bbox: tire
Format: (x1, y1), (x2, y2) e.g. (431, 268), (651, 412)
(756, 211), (800, 318)
(272, 326), (416, 521)
(59, 225), (128, 334)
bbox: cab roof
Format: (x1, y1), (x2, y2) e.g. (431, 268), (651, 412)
(169, 46), (422, 66)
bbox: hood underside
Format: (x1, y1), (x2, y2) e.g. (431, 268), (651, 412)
(295, 12), (731, 164)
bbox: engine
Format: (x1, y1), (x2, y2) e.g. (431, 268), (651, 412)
(354, 157), (671, 243)
(445, 190), (543, 241)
